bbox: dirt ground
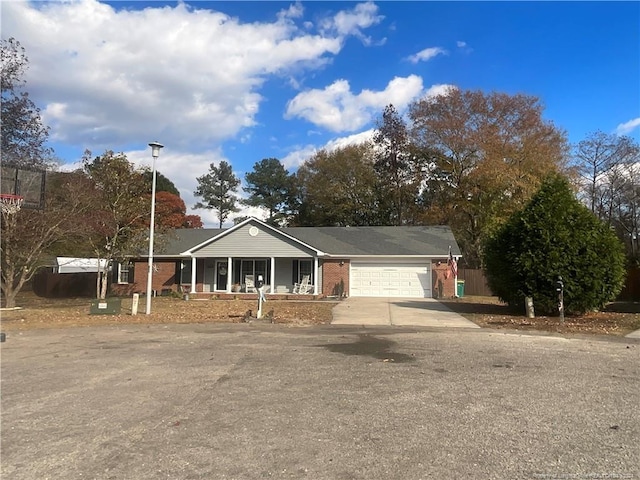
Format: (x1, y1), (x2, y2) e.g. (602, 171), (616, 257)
(0, 291), (337, 331)
(441, 295), (640, 336)
(1, 291), (639, 337)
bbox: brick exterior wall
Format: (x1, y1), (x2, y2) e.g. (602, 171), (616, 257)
(431, 260), (456, 298)
(112, 259), (180, 296)
(113, 258), (458, 299)
(322, 259), (350, 298)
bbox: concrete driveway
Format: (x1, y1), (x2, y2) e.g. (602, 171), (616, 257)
(332, 297), (480, 328)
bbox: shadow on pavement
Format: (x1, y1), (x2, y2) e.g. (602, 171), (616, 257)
(315, 334), (416, 363)
(392, 300), (461, 312)
(439, 299), (520, 316)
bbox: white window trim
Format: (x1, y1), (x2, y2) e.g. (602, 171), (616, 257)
(117, 262), (130, 284)
(295, 259), (314, 284)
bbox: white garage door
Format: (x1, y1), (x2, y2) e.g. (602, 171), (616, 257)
(350, 263), (431, 298)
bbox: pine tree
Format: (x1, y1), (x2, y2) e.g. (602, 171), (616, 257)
(243, 158), (296, 226)
(194, 161), (240, 228)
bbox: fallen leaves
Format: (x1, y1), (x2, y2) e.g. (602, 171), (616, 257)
(2, 292), (338, 331)
(441, 296), (640, 337)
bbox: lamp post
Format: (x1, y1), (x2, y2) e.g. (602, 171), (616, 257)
(146, 141), (164, 314)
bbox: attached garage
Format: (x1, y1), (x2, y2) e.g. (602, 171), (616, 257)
(350, 262), (432, 298)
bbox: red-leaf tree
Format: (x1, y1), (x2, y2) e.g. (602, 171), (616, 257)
(155, 191), (188, 229)
(183, 215), (203, 228)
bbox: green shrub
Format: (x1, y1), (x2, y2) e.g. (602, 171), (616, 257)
(484, 174), (625, 314)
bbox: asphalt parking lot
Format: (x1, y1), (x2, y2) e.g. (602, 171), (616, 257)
(2, 324), (639, 480)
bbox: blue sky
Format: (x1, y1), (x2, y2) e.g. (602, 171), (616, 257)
(3, 1), (639, 227)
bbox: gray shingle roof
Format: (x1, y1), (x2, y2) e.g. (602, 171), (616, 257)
(283, 226), (459, 256)
(155, 228), (224, 256)
(156, 224), (460, 257)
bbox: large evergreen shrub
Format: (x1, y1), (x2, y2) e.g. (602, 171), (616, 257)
(483, 174), (625, 314)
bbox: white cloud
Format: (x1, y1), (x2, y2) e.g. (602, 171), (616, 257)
(1, 1), (390, 227)
(424, 84), (457, 98)
(324, 129), (375, 150)
(125, 147), (269, 227)
(456, 41), (467, 48)
(281, 145), (321, 170)
(281, 129), (375, 169)
(59, 145), (263, 227)
(285, 75), (424, 132)
(127, 147), (224, 211)
(2, 0), (376, 152)
(407, 47), (448, 64)
(616, 117), (640, 135)
(322, 1), (384, 44)
(278, 2), (304, 21)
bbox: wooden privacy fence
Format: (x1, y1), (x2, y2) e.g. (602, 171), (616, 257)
(32, 271), (98, 298)
(457, 269), (493, 296)
(458, 268), (640, 301)
(619, 267), (640, 301)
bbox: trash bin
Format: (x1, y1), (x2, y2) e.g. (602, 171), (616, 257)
(456, 280), (465, 298)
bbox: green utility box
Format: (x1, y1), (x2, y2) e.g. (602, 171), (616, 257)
(456, 280), (465, 298)
(90, 298), (122, 315)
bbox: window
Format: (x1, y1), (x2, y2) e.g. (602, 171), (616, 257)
(293, 259), (313, 284)
(117, 262), (132, 284)
(233, 259), (270, 285)
(180, 260), (192, 284)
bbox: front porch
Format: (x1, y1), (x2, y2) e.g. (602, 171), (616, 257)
(182, 291), (325, 301)
(179, 257), (320, 296)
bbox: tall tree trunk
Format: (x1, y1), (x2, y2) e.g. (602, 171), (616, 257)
(1, 264), (28, 309)
(99, 271), (109, 299)
(2, 273), (17, 308)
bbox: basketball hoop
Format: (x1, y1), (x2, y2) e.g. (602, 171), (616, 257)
(0, 194), (24, 215)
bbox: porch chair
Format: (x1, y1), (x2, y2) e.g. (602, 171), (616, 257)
(244, 275), (256, 293)
(293, 275), (313, 294)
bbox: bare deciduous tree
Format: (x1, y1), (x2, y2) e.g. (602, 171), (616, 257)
(572, 131), (639, 213)
(1, 171), (93, 307)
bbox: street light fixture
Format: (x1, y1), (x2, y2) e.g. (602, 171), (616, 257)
(146, 141), (164, 314)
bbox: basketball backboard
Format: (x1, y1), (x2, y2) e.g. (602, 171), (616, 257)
(0, 164), (46, 209)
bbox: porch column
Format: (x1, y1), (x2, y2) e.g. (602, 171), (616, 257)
(190, 257), (197, 293)
(227, 257), (232, 292)
(313, 257), (319, 295)
(270, 257), (275, 292)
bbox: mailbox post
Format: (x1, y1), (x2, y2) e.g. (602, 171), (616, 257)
(556, 276), (564, 325)
(256, 274), (266, 319)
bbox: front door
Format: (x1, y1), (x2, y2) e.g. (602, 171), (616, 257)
(215, 261), (229, 291)
(203, 260), (216, 292)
